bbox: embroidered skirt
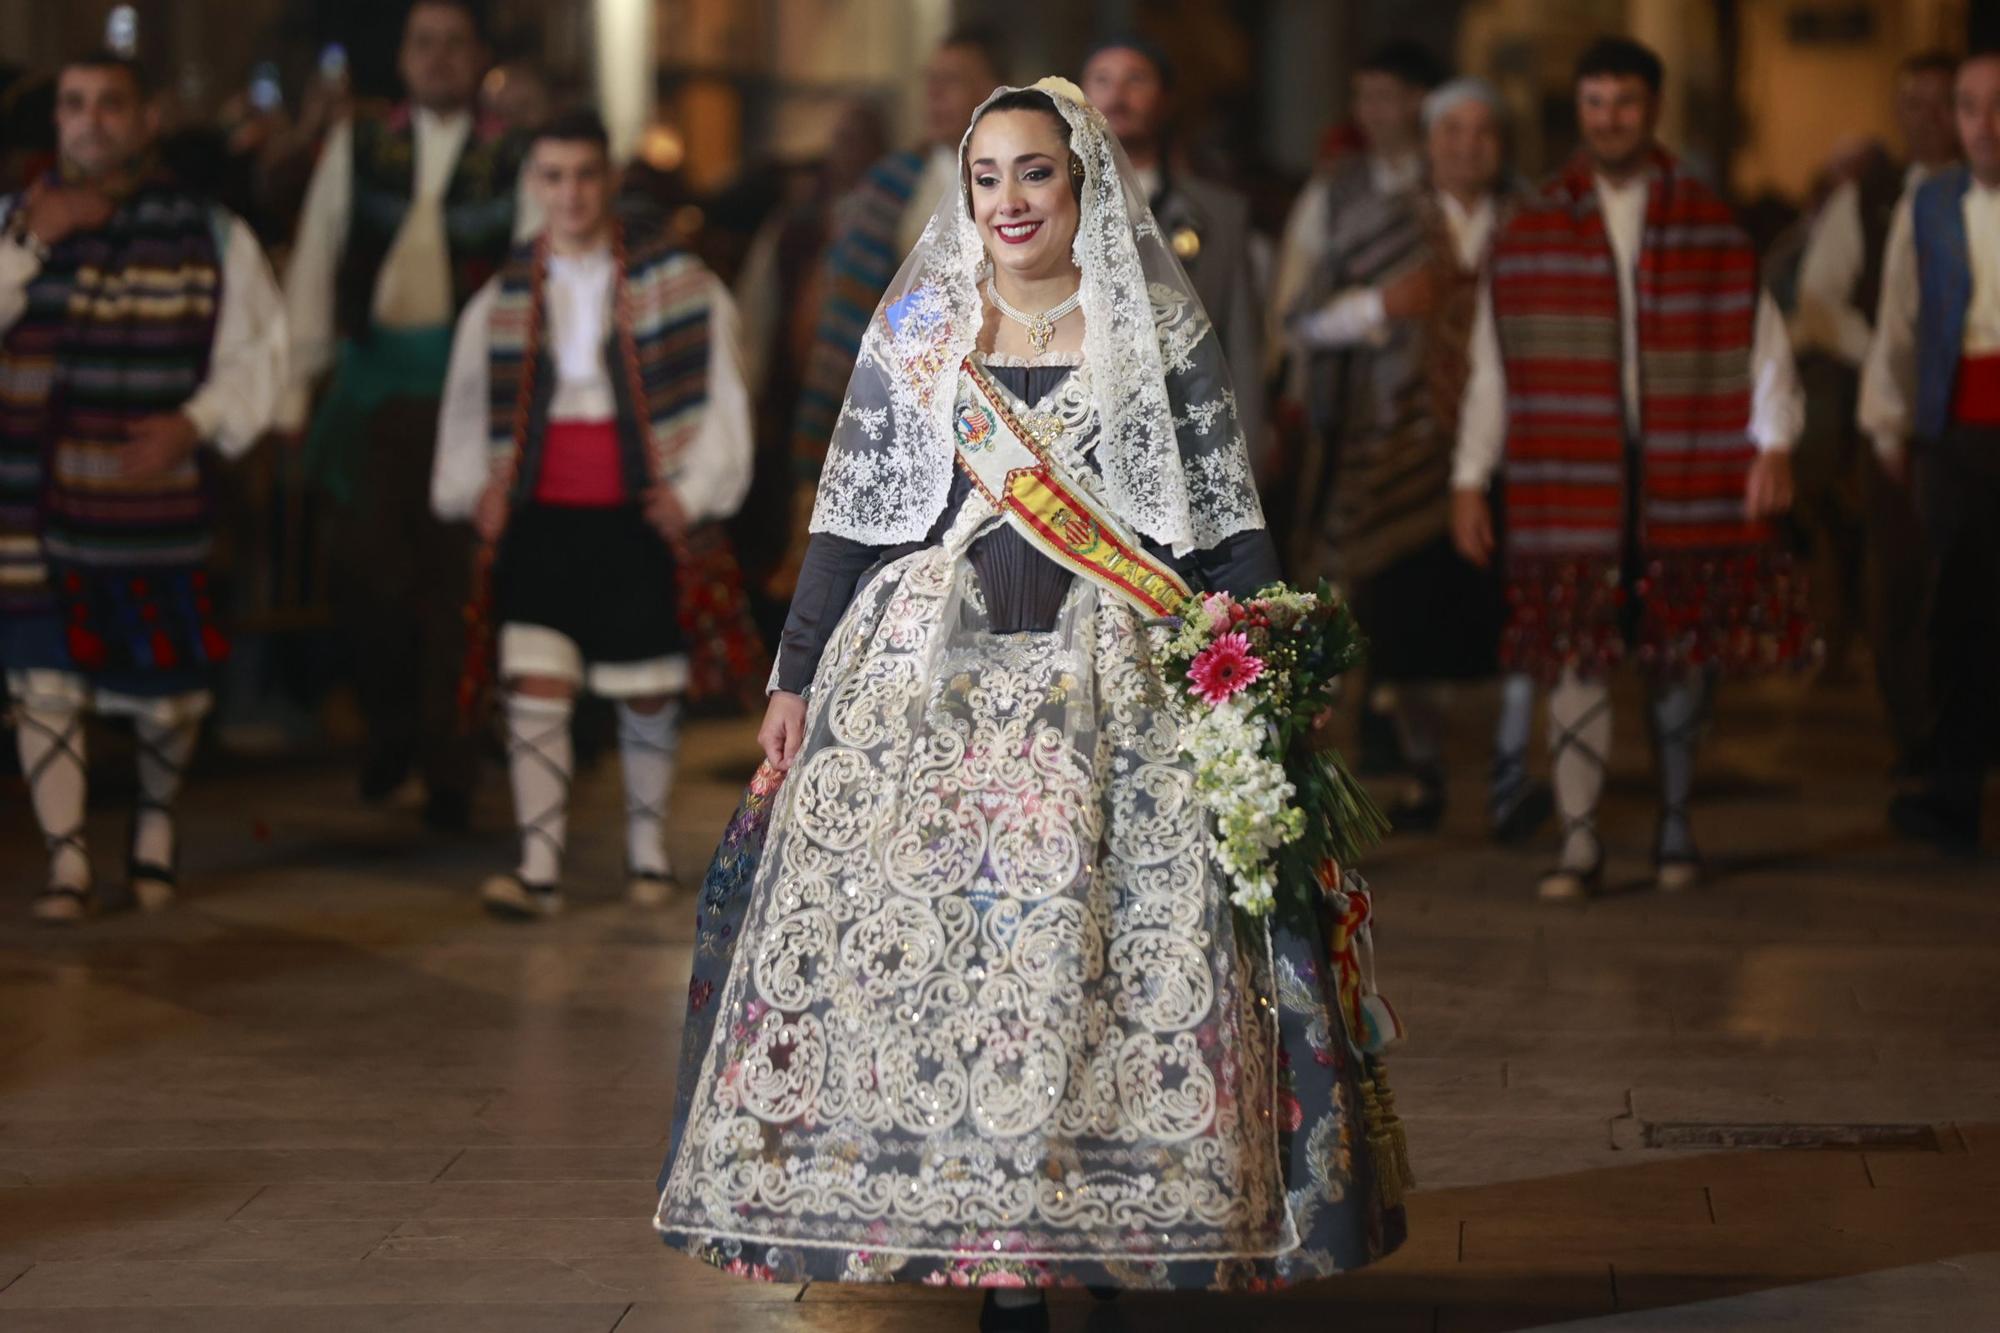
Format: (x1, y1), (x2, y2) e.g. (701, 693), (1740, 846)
(654, 544), (1406, 1288)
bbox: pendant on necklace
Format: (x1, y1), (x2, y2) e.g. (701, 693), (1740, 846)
(1028, 315), (1053, 352)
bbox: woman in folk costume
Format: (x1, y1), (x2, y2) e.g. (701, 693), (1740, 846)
(653, 79), (1407, 1328)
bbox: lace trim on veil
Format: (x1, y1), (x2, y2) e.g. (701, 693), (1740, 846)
(804, 77), (1264, 557)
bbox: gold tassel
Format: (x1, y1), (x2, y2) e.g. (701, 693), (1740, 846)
(1359, 1074), (1404, 1212)
(1373, 1059), (1416, 1193)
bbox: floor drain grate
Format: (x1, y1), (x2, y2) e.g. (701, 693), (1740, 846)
(1638, 1122), (1944, 1151)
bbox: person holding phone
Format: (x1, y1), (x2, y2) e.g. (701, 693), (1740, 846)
(278, 0), (535, 831)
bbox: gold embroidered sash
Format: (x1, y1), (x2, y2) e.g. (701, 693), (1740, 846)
(952, 360), (1191, 618)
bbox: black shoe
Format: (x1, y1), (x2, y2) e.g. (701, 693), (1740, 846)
(423, 789), (472, 833)
(1889, 790), (1980, 857)
(1490, 778), (1553, 845)
(979, 1291), (1049, 1333)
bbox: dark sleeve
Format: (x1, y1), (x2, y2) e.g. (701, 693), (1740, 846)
(775, 531), (887, 694)
(1188, 527), (1283, 598)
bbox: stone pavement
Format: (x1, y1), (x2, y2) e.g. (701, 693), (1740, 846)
(1, 672), (1996, 1331)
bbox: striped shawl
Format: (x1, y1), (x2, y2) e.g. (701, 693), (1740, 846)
(1490, 148), (1808, 677)
(485, 230), (711, 497)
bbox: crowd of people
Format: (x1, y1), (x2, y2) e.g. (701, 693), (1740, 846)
(2, 5), (1995, 929)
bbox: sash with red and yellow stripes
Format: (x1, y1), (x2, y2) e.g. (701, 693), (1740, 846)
(951, 360), (1191, 618)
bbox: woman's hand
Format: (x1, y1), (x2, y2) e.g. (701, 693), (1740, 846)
(759, 691), (807, 771)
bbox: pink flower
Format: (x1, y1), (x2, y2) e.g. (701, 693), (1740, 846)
(1187, 632), (1265, 704)
(1201, 591), (1235, 621)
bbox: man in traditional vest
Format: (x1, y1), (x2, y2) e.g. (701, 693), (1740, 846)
(0, 52), (286, 922)
(1081, 33), (1265, 467)
(1864, 50), (2000, 854)
(280, 0), (532, 831)
(1277, 40), (1444, 780)
(1800, 50), (1958, 780)
(772, 26), (1004, 597)
(432, 111), (753, 919)
(1452, 36), (1809, 900)
(1289, 78), (1551, 843)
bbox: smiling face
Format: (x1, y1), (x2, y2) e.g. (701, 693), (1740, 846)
(1576, 73), (1659, 177)
(1427, 98), (1503, 200)
(966, 106), (1081, 284)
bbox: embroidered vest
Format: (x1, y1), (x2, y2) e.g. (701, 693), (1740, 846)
(336, 108), (524, 340)
(485, 232), (712, 506)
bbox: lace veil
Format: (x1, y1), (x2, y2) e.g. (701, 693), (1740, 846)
(807, 77), (1264, 558)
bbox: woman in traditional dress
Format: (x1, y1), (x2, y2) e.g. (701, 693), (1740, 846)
(654, 79), (1407, 1328)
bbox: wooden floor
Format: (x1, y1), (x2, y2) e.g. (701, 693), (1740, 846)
(2, 672), (1997, 1331)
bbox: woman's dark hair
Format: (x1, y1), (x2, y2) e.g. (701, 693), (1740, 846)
(962, 88), (1084, 216)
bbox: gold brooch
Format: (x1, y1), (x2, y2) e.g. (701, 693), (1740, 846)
(1171, 227), (1202, 260)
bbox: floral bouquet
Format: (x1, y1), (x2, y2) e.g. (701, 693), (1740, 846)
(1156, 581), (1389, 928)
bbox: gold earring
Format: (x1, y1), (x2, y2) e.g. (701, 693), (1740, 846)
(1070, 156), (1085, 182)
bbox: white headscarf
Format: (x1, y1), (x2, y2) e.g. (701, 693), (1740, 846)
(806, 77), (1264, 557)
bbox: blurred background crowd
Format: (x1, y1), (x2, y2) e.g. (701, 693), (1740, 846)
(0, 0), (1993, 867)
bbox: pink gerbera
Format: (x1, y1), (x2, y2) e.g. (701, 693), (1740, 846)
(1188, 631), (1265, 704)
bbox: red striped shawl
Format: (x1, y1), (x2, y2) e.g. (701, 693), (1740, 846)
(1488, 148), (1809, 678)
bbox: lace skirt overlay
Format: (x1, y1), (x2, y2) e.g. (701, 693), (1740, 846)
(656, 543), (1405, 1288)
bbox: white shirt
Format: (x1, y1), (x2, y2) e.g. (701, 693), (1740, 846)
(0, 205), (287, 459)
(277, 109), (540, 431)
(1292, 189), (1496, 350)
(431, 254), (755, 526)
(1859, 171), (2000, 461)
(1594, 173), (1651, 424)
(541, 247), (619, 420)
(1271, 151), (1425, 370)
(1795, 163), (1943, 369)
(1452, 176), (1803, 491)
(1370, 151), (1423, 198)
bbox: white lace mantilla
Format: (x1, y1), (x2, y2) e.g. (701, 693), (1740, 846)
(806, 79), (1264, 558)
(658, 547), (1296, 1261)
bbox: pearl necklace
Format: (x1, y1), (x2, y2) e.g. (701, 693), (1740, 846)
(986, 276), (1081, 352)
